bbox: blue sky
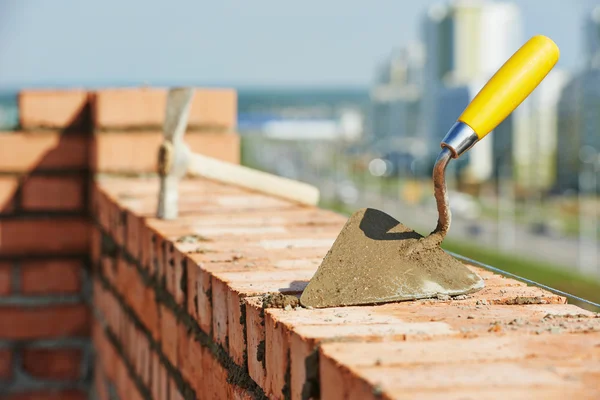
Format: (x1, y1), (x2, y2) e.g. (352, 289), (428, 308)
(0, 0), (598, 90)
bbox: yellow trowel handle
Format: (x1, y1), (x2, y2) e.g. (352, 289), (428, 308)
(459, 35), (559, 139)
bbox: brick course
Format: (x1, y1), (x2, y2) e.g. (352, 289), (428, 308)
(19, 260), (82, 295)
(3, 86), (599, 400)
(93, 175), (600, 400)
(21, 348), (83, 380)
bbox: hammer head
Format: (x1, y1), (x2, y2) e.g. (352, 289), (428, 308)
(156, 87), (195, 220)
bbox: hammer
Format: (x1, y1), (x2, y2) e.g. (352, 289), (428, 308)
(156, 87), (321, 219)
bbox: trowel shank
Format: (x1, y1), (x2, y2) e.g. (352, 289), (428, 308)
(427, 121), (478, 241)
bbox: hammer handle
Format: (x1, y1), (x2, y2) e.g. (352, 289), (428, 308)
(187, 153), (320, 206)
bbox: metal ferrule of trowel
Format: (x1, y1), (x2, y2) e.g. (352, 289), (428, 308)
(440, 121), (478, 159)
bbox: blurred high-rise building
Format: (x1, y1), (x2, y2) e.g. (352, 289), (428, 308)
(370, 43), (424, 141)
(554, 6), (600, 194)
(585, 7), (600, 69)
(369, 43), (428, 172)
(421, 0), (522, 183)
(513, 70), (570, 192)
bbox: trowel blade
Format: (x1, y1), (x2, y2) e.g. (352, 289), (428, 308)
(300, 208), (484, 308)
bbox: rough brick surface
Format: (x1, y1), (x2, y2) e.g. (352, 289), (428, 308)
(0, 133), (89, 172)
(319, 333), (600, 399)
(21, 348), (82, 380)
(0, 348), (12, 380)
(0, 218), (90, 256)
(0, 262), (12, 296)
(19, 89), (89, 130)
(2, 390), (88, 400)
(160, 304), (178, 367)
(0, 176), (19, 213)
(93, 87), (236, 130)
(20, 260), (82, 295)
(21, 175), (85, 211)
(91, 131), (240, 173)
(0, 305), (90, 340)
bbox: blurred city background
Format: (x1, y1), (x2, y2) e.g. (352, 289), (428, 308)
(1, 0), (600, 302)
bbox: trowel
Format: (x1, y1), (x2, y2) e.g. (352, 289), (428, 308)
(300, 35), (560, 308)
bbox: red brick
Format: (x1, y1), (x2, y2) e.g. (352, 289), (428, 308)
(188, 88), (237, 130)
(22, 348), (82, 380)
(124, 316), (134, 364)
(0, 175), (19, 213)
(142, 286), (160, 342)
(186, 257), (199, 321)
(91, 226), (101, 267)
(245, 297), (266, 389)
(318, 337), (600, 400)
(318, 353), (349, 400)
(290, 332), (319, 400)
(93, 87), (236, 130)
(100, 256), (116, 287)
(93, 88), (166, 129)
(19, 89), (89, 130)
(185, 334), (205, 394)
(3, 391), (87, 400)
(114, 353), (129, 400)
(153, 231), (165, 285)
(0, 348), (12, 380)
(227, 290), (247, 367)
(201, 345), (228, 399)
(0, 305), (90, 340)
(0, 133), (89, 172)
(151, 350), (161, 400)
(160, 305), (178, 367)
(196, 265), (213, 335)
(139, 331), (152, 387)
(139, 223), (152, 271)
(165, 243), (177, 299)
(92, 313), (116, 382)
(211, 277), (228, 348)
(21, 175), (85, 211)
(20, 260), (81, 295)
(125, 212), (142, 261)
(91, 131), (240, 173)
(186, 131), (240, 164)
(159, 361), (169, 400)
(176, 323), (191, 383)
(109, 198), (126, 247)
(150, 354), (169, 400)
(0, 262), (11, 296)
(170, 378), (185, 400)
(95, 190), (110, 233)
(265, 311), (291, 399)
(174, 251), (186, 306)
(94, 364), (108, 400)
(0, 218), (90, 256)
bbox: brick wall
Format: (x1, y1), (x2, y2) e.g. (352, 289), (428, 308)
(0, 90), (93, 400)
(0, 87), (239, 399)
(91, 173), (600, 400)
(2, 88), (600, 400)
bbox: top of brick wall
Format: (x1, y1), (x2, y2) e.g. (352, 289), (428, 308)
(94, 175), (600, 400)
(18, 87), (237, 131)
